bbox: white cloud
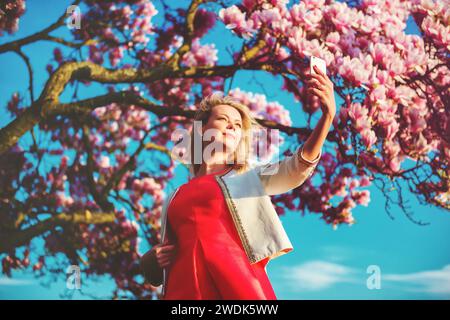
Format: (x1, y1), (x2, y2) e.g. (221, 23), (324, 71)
(384, 265), (450, 296)
(280, 260), (357, 291)
(319, 245), (352, 263)
(279, 259), (450, 298)
(0, 277), (32, 286)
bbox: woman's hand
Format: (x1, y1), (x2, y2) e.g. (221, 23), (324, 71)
(152, 241), (178, 268)
(305, 65), (336, 118)
(140, 240), (178, 286)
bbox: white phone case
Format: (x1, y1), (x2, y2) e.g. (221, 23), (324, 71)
(310, 56), (326, 75)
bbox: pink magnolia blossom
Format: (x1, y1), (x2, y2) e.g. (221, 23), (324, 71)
(193, 8), (216, 38)
(337, 54), (373, 86)
(219, 5), (256, 39)
(182, 40), (218, 67)
(348, 102), (372, 133)
(360, 176), (372, 187)
(352, 189), (371, 206)
(361, 128), (377, 149)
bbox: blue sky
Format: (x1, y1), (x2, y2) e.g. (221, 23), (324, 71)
(0, 0), (449, 300)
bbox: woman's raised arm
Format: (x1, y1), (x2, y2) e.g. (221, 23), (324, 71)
(256, 65), (336, 196)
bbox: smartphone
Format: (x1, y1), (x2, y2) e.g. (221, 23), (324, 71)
(310, 56), (326, 75)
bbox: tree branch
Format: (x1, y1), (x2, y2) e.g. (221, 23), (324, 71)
(0, 60), (274, 155)
(0, 210), (115, 254)
(0, 0), (81, 54)
(14, 49), (34, 103)
(166, 0), (208, 68)
(80, 123), (115, 212)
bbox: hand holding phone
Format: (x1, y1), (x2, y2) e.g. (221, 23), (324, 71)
(306, 55), (336, 118)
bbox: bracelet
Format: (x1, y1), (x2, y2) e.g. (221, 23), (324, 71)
(297, 144), (321, 165)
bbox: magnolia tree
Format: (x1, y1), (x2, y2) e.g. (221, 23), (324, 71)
(0, 0), (448, 299)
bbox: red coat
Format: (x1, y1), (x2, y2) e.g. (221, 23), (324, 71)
(163, 166), (277, 300)
(156, 143), (322, 297)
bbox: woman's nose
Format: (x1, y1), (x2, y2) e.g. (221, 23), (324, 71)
(226, 123), (235, 130)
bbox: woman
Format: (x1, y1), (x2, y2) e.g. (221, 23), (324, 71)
(140, 65), (336, 299)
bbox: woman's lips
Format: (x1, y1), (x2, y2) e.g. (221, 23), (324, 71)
(223, 131), (236, 139)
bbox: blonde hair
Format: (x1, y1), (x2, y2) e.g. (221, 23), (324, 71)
(188, 92), (262, 177)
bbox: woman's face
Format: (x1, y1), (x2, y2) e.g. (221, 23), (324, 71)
(201, 104), (243, 158)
